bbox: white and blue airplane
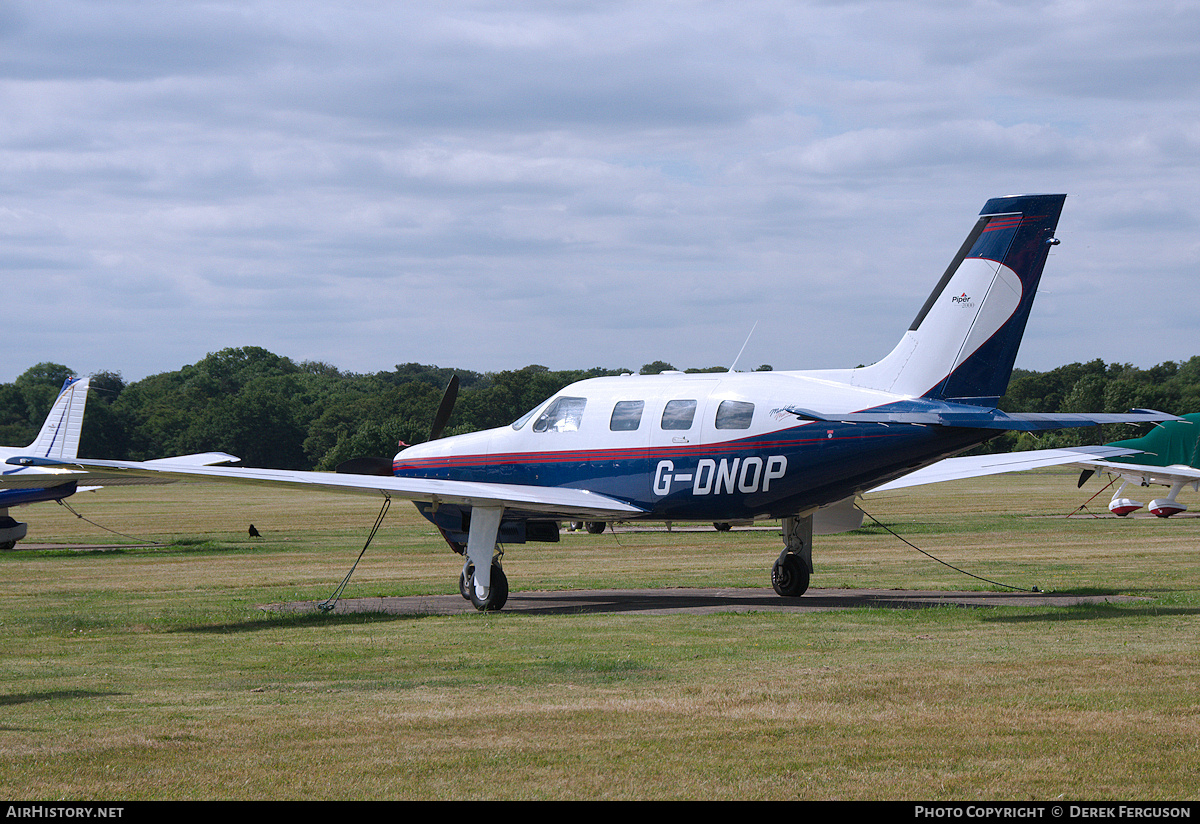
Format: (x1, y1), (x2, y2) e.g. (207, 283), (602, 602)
(0, 377), (92, 548)
(0, 377), (242, 548)
(12, 194), (1176, 608)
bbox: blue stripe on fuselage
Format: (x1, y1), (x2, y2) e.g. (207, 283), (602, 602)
(394, 422), (992, 521)
(0, 483), (78, 508)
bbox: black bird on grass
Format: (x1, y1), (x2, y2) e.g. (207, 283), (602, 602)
(248, 524), (261, 538)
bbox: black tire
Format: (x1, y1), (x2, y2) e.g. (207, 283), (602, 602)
(585, 521), (606, 534)
(459, 563), (474, 600)
(469, 563), (509, 611)
(771, 554), (810, 597)
(713, 522), (731, 532)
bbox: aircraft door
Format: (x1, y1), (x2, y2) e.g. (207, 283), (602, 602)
(647, 379), (718, 504)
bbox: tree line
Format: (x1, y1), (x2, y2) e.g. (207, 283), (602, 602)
(1, 346), (1196, 470)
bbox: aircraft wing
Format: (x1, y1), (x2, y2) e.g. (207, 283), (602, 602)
(869, 445), (1143, 492)
(0, 452), (243, 491)
(1076, 460), (1200, 487)
(5, 457), (647, 520)
(145, 452), (241, 467)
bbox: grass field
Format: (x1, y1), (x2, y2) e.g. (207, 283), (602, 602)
(2, 471), (1197, 800)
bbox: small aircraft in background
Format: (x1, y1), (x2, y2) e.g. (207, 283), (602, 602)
(0, 377), (240, 549)
(14, 194), (1180, 608)
(1082, 414), (1200, 517)
(0, 377), (91, 548)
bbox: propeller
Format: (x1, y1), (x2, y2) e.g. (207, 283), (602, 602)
(428, 374), (459, 441)
(335, 374), (459, 475)
(1077, 469), (1095, 488)
(335, 456), (394, 476)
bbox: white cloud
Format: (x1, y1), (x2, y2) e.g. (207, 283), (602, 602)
(1, 0), (1198, 383)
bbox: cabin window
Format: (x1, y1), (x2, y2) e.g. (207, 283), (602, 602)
(532, 396), (587, 433)
(715, 400), (754, 430)
(610, 400), (644, 431)
(661, 399), (697, 430)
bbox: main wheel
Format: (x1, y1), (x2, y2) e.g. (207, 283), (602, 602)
(771, 553), (810, 597)
(585, 521), (606, 534)
(469, 562), (509, 611)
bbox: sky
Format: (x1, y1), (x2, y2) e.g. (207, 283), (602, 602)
(2, 0), (1199, 385)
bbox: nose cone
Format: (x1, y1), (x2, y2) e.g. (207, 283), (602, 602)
(393, 429), (494, 472)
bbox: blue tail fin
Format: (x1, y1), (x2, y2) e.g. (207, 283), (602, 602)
(847, 193), (1066, 405)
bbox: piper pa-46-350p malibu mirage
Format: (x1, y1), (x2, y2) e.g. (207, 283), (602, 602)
(13, 194), (1178, 609)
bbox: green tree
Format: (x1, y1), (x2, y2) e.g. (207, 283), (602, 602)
(639, 361), (675, 375)
(79, 371), (128, 458)
(15, 362), (75, 423)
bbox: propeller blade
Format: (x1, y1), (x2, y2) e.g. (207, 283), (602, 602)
(1077, 469), (1095, 488)
(335, 456), (394, 476)
(428, 374), (459, 441)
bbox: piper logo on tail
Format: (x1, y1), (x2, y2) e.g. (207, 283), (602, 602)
(654, 456), (787, 497)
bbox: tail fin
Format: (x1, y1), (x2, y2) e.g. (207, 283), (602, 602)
(1105, 414), (1200, 469)
(848, 193), (1066, 405)
(25, 377), (91, 460)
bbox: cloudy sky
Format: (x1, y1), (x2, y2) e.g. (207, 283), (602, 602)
(2, 0), (1198, 384)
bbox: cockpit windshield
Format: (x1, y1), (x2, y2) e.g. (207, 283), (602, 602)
(512, 396), (588, 432)
(532, 396), (587, 433)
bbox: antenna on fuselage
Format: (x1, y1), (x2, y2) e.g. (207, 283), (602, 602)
(728, 322), (758, 373)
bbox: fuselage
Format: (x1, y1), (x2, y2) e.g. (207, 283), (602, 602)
(392, 370), (990, 524)
(0, 445), (82, 508)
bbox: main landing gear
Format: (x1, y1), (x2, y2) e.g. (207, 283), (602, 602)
(771, 513), (814, 597)
(447, 507), (819, 611)
(1108, 480), (1191, 518)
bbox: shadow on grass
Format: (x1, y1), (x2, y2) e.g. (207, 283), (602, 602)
(14, 539), (254, 558)
(0, 689), (128, 706)
(983, 601), (1200, 623)
(176, 610), (429, 634)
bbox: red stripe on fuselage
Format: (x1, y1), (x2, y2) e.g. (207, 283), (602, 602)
(392, 429), (898, 473)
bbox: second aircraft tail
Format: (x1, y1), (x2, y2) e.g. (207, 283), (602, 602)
(25, 377), (91, 460)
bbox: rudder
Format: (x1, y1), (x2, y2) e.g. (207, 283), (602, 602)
(848, 193), (1066, 405)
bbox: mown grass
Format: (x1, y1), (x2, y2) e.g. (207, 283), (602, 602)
(1, 472), (1198, 799)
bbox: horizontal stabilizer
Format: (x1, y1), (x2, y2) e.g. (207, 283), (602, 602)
(145, 452), (241, 467)
(1080, 460), (1200, 486)
(787, 404), (1178, 431)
